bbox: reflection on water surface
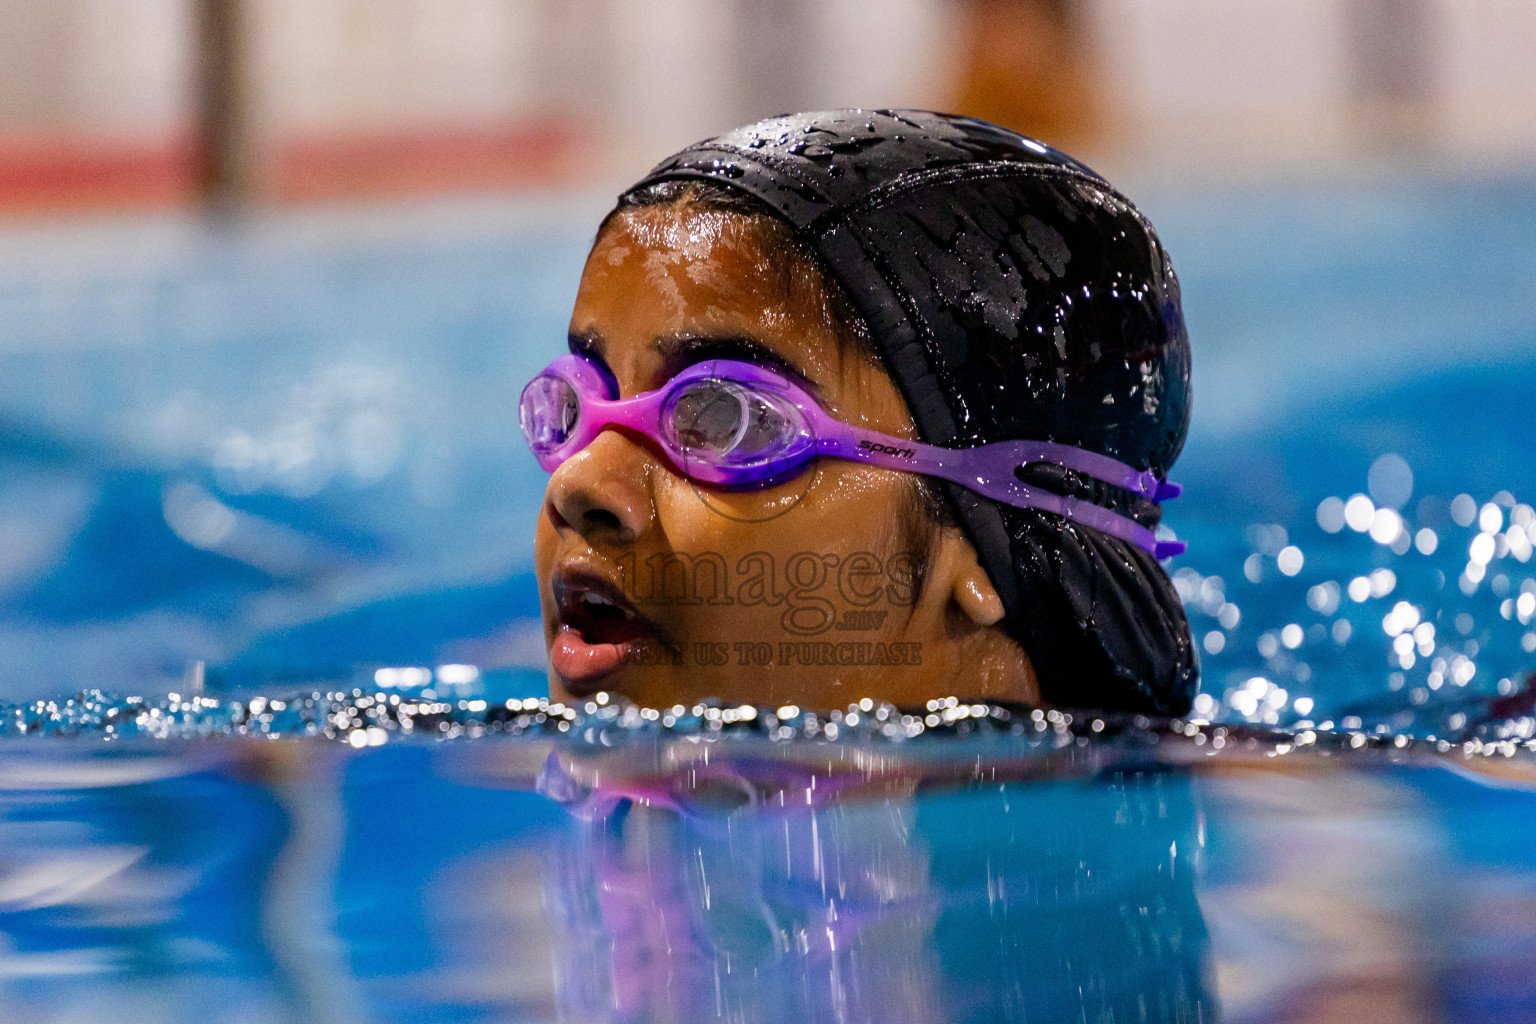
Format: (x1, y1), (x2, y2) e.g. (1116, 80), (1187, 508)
(1, 704), (1535, 1023)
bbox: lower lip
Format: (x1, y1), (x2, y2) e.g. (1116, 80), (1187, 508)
(551, 624), (639, 689)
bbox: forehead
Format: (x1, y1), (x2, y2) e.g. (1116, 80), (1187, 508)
(567, 204), (916, 433)
(573, 206), (830, 337)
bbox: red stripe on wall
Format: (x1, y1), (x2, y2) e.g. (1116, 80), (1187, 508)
(266, 118), (591, 202)
(0, 133), (199, 213)
(0, 116), (591, 213)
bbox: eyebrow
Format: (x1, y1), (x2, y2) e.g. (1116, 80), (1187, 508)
(653, 333), (818, 391)
(568, 328), (822, 398)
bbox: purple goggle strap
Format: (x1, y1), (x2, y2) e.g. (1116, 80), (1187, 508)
(815, 428), (1186, 559)
(529, 354), (1185, 559)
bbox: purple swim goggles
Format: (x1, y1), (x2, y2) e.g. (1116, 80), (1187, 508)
(520, 354), (1185, 559)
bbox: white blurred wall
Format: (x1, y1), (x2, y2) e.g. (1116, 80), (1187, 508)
(0, 0), (190, 140)
(1094, 0), (1358, 167)
(1094, 0), (1536, 174)
(1433, 0), (1536, 159)
(246, 0), (568, 135)
(594, 0), (958, 175)
(0, 0), (1534, 197)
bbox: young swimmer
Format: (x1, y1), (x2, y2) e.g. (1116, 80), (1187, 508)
(526, 110), (1196, 715)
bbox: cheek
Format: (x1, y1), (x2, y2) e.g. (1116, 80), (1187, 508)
(649, 475), (748, 551)
(652, 464), (915, 562)
(798, 465), (916, 550)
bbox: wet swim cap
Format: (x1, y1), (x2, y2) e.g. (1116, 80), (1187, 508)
(626, 110), (1196, 715)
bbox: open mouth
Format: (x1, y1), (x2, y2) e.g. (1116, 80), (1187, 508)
(550, 570), (670, 693)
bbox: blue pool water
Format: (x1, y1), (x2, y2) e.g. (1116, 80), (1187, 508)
(1, 176), (1535, 1021)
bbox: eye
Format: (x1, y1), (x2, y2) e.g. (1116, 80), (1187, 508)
(667, 380), (797, 465)
(671, 381), (748, 452)
(520, 374), (581, 450)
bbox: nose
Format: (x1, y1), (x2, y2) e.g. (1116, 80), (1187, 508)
(546, 430), (655, 546)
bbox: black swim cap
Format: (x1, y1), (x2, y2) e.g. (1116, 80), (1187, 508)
(625, 109), (1197, 715)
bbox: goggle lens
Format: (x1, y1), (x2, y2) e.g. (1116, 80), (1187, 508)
(664, 379), (799, 470)
(520, 374), (581, 454)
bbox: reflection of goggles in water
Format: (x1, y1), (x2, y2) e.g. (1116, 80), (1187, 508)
(538, 750), (875, 822)
(541, 752), (933, 977)
(520, 354), (1184, 558)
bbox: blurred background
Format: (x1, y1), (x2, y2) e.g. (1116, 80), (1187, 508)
(2, 0), (1536, 719)
(3, 0), (1536, 211)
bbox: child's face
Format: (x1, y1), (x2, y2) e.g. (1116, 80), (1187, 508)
(534, 203), (1015, 710)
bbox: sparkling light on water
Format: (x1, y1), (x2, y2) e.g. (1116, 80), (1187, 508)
(1367, 454), (1414, 509)
(1277, 546), (1305, 576)
(1345, 495), (1376, 532)
(1369, 508), (1404, 545)
(1370, 569), (1397, 598)
(1316, 497), (1346, 534)
(1181, 455), (1535, 733)
(1481, 504), (1505, 534)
